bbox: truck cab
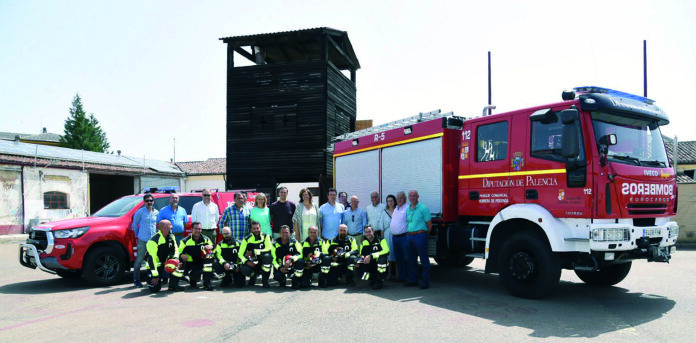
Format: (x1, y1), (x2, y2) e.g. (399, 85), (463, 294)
(458, 87), (678, 298)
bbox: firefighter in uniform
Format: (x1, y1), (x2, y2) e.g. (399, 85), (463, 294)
(179, 222), (215, 290)
(323, 224), (359, 286)
(238, 221), (273, 288)
(300, 226), (330, 288)
(271, 225), (305, 289)
(354, 225), (390, 290)
(214, 226), (245, 288)
(146, 219), (184, 292)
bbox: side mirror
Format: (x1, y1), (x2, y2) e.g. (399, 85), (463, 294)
(561, 125), (580, 158)
(559, 109), (579, 124)
(599, 134), (617, 146)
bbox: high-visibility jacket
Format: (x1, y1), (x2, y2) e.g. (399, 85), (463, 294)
(146, 232), (179, 277)
(323, 235), (358, 256)
(271, 238), (302, 269)
(238, 233), (273, 264)
(214, 238), (242, 265)
(178, 234), (213, 263)
(359, 236), (390, 259)
(301, 237), (324, 263)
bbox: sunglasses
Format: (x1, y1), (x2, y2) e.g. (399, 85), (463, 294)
(203, 194), (211, 197)
(145, 200), (154, 203)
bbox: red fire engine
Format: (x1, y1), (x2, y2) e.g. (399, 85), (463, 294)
(333, 86), (679, 298)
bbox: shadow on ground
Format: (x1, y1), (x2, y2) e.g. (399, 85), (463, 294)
(361, 264), (675, 338)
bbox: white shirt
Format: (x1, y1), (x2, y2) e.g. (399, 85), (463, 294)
(390, 204), (409, 235)
(192, 201), (219, 230)
(365, 203), (386, 231)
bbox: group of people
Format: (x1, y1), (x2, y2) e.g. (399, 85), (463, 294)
(131, 187), (433, 293)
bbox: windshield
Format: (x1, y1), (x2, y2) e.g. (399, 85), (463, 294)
(591, 112), (669, 167)
(93, 196), (143, 217)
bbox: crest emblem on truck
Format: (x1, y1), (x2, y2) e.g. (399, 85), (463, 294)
(511, 152), (525, 171)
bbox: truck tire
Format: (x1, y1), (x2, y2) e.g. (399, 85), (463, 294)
(574, 262), (632, 287)
(497, 231), (561, 299)
(56, 270), (82, 279)
(82, 246), (126, 286)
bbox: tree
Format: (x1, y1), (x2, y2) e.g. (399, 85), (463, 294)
(60, 94), (110, 153)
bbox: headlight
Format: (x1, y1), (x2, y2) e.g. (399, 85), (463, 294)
(53, 227), (89, 239)
(668, 226), (680, 239)
(591, 228), (629, 242)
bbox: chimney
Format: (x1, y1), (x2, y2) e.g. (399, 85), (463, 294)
(117, 150), (121, 156)
(42, 127), (47, 133)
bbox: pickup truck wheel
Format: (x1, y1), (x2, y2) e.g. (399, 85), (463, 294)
(56, 270), (82, 279)
(498, 231), (561, 299)
(575, 262), (632, 286)
(83, 246), (126, 286)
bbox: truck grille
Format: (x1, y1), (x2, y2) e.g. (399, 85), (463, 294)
(28, 230), (49, 250)
(627, 203), (666, 215)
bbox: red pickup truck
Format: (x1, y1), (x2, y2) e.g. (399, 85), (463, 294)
(19, 191), (255, 286)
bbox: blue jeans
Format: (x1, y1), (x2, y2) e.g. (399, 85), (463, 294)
(406, 232), (430, 286)
(392, 234), (408, 279)
(133, 239), (149, 282)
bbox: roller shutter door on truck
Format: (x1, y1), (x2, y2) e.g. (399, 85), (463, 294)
(382, 138), (442, 215)
(335, 149), (379, 207)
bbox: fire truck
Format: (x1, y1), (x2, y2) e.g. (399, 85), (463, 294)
(333, 86), (679, 298)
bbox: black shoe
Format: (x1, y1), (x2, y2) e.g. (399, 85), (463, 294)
(248, 278), (256, 286)
(371, 282), (383, 290)
(420, 284), (429, 290)
(189, 281), (197, 288)
(262, 282), (270, 289)
(404, 282), (418, 287)
(204, 283), (213, 291)
(279, 280), (287, 288)
(220, 279), (231, 287)
(168, 286), (185, 292)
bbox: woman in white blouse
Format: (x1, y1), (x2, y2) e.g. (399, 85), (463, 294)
(292, 188), (320, 241)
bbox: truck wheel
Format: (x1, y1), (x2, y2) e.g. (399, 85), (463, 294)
(575, 262), (632, 287)
(497, 231), (561, 299)
(56, 270), (82, 279)
(82, 246), (126, 286)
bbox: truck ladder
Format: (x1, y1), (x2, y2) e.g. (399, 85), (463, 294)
(332, 109), (454, 142)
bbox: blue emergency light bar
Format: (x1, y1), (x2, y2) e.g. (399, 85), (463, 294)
(141, 186), (179, 194)
(574, 86), (655, 105)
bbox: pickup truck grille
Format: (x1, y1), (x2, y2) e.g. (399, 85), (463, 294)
(28, 230), (48, 250)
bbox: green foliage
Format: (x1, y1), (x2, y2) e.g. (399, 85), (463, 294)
(59, 94), (110, 152)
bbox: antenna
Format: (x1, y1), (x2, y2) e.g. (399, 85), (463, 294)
(488, 51), (493, 115)
(643, 40), (648, 97)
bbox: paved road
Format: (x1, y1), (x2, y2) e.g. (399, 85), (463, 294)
(1, 240), (694, 342)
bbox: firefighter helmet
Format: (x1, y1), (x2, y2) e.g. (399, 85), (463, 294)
(201, 245), (214, 259)
(164, 259), (179, 273)
(333, 248), (345, 258)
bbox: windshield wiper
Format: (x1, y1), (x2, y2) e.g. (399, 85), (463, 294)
(640, 160), (667, 167)
(607, 154), (641, 166)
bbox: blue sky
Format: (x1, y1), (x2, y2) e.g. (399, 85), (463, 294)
(1, 0), (694, 162)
